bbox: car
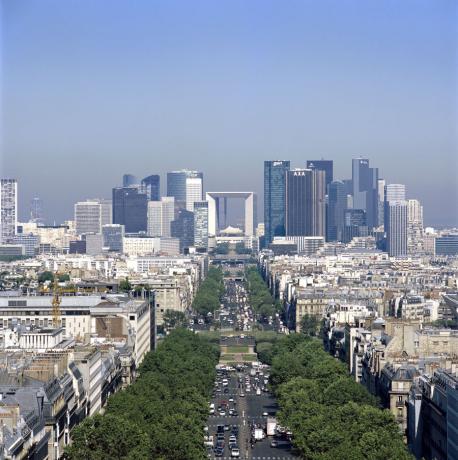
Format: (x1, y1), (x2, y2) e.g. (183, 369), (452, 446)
(214, 448), (224, 457)
(262, 411), (268, 416)
(219, 410), (226, 416)
(270, 440), (278, 448)
(239, 393), (245, 397)
(231, 448), (240, 458)
(231, 425), (239, 433)
(224, 424), (231, 431)
(229, 409), (234, 415)
(229, 397), (234, 402)
(232, 410), (238, 416)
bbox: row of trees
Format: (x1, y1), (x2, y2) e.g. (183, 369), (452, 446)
(245, 266), (279, 321)
(191, 267), (224, 316)
(265, 335), (411, 460)
(66, 329), (219, 460)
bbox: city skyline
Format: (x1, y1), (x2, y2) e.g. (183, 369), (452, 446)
(2, 0), (457, 226)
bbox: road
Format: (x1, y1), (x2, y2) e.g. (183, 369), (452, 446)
(204, 277), (298, 460)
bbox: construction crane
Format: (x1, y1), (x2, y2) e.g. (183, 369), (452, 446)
(51, 272), (62, 327)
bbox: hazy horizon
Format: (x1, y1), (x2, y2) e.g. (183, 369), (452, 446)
(1, 0), (457, 226)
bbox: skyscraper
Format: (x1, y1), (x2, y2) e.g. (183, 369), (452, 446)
(74, 199), (112, 235)
(171, 208), (194, 252)
(194, 201), (209, 249)
(327, 181), (346, 242)
(185, 177), (203, 212)
(407, 199), (424, 255)
(384, 184), (406, 231)
(386, 201), (408, 257)
(343, 209), (367, 243)
(147, 197), (175, 237)
(264, 160), (290, 246)
(167, 170), (203, 209)
(352, 158), (379, 229)
(141, 175), (160, 201)
(285, 169), (325, 237)
(102, 224), (125, 252)
(112, 187), (147, 233)
(0, 179), (18, 243)
(306, 160), (333, 189)
(122, 174), (139, 187)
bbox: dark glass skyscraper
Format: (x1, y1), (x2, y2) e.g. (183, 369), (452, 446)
(171, 208), (195, 252)
(122, 174), (139, 187)
(264, 160), (290, 245)
(285, 169), (313, 236)
(343, 208), (367, 243)
(306, 160), (333, 190)
(285, 168), (326, 237)
(112, 187), (147, 233)
(141, 175), (161, 201)
(327, 181), (346, 241)
(352, 158), (379, 229)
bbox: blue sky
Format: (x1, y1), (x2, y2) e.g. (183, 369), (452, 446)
(1, 0), (457, 225)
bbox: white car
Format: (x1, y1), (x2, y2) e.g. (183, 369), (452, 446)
(231, 448), (240, 458)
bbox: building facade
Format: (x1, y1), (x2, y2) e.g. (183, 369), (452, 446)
(264, 160), (290, 246)
(0, 178), (17, 243)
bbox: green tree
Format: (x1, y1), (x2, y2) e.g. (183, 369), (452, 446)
(300, 314), (320, 337)
(163, 310), (187, 330)
(65, 414), (151, 460)
(38, 271), (54, 283)
(119, 277), (132, 292)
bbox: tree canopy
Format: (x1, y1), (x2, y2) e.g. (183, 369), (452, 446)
(191, 267), (224, 316)
(264, 335), (411, 460)
(66, 329), (219, 460)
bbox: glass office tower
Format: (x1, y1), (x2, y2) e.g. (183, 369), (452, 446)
(264, 160), (290, 246)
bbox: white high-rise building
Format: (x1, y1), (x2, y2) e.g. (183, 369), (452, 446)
(185, 177), (203, 212)
(0, 179), (18, 243)
(407, 199), (424, 255)
(386, 201), (408, 257)
(193, 201), (209, 249)
(147, 197), (175, 237)
(384, 184), (406, 232)
(74, 199), (112, 235)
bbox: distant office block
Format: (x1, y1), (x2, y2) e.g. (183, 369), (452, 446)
(159, 237), (180, 256)
(407, 199), (424, 255)
(11, 234), (40, 256)
(147, 197), (175, 237)
(112, 187), (147, 233)
(386, 201), (408, 257)
(102, 224), (125, 252)
(306, 160), (333, 189)
(193, 201), (209, 249)
(0, 245), (24, 257)
(167, 170), (203, 210)
(264, 160), (290, 246)
(285, 169), (325, 237)
(352, 158), (379, 229)
(141, 175), (160, 201)
(343, 209), (367, 243)
(327, 181), (346, 242)
(74, 199), (111, 235)
(123, 174), (139, 187)
(83, 233), (104, 256)
(0, 179), (18, 243)
(435, 235), (458, 256)
(171, 208), (194, 252)
(274, 236), (324, 255)
(69, 240), (86, 254)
